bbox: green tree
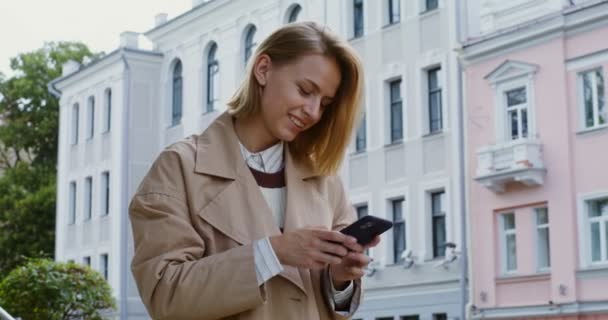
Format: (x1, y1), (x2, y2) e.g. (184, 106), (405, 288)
(0, 42), (102, 274)
(0, 259), (116, 320)
(0, 42), (101, 168)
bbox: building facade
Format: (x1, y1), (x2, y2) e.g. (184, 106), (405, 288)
(49, 0), (468, 319)
(462, 0), (608, 318)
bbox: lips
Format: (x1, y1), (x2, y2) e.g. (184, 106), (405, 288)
(289, 115), (305, 129)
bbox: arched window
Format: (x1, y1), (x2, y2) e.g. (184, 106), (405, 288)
(244, 25), (257, 65)
(172, 60), (183, 126)
(103, 88), (111, 132)
(206, 43), (219, 113)
(288, 4), (301, 23)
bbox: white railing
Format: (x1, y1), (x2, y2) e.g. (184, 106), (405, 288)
(0, 306), (16, 320)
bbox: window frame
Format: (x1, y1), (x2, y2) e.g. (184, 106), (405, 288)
(287, 4), (302, 23)
(578, 67), (606, 130)
(86, 96), (95, 140)
(505, 86), (529, 141)
(500, 212), (518, 274)
(103, 88), (111, 133)
(71, 103), (79, 145)
(587, 197), (608, 265)
(389, 78), (403, 144)
(172, 60), (183, 127)
(431, 190), (446, 258)
(427, 67), (443, 134)
(206, 43), (219, 113)
(391, 198), (406, 264)
(534, 207), (551, 271)
(100, 253), (109, 280)
(355, 112), (367, 152)
(101, 171), (110, 216)
(353, 0), (364, 38)
(69, 181), (77, 225)
(387, 0), (401, 25)
(244, 25), (258, 65)
(84, 176), (93, 221)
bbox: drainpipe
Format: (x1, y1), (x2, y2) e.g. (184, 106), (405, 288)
(119, 50), (131, 320)
(454, 0), (470, 319)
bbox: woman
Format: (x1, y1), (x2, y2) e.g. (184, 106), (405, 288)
(129, 21), (380, 320)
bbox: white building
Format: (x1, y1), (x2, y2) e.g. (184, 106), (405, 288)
(50, 0), (467, 319)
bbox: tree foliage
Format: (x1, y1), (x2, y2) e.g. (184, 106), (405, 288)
(0, 42), (101, 274)
(0, 259), (116, 320)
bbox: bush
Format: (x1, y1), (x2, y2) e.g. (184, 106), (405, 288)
(0, 259), (116, 320)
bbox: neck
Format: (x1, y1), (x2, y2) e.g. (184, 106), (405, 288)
(234, 114), (279, 153)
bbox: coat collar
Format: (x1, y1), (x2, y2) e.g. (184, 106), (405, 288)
(194, 112), (318, 180)
(193, 112), (329, 295)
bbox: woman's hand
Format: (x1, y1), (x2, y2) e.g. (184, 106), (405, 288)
(329, 235), (381, 289)
(269, 227), (362, 270)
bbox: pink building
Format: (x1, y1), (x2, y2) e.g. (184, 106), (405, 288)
(462, 1), (608, 319)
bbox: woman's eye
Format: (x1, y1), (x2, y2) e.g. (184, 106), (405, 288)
(298, 86), (311, 96)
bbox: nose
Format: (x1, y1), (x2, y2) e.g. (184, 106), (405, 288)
(302, 96), (322, 123)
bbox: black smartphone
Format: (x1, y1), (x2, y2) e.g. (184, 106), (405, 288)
(340, 215), (393, 246)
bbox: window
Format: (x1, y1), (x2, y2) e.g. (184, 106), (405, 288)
(355, 113), (366, 152)
(392, 198), (406, 263)
(71, 103), (79, 145)
(103, 88), (111, 133)
(206, 43), (219, 113)
(376, 317), (394, 320)
(288, 4), (301, 23)
(353, 0), (364, 38)
(505, 87), (528, 140)
(356, 204), (368, 220)
(101, 171), (110, 216)
(580, 68), (605, 129)
(535, 207), (550, 270)
(389, 79), (403, 143)
(69, 181), (76, 225)
(83, 256), (91, 267)
(84, 176), (92, 221)
(172, 60), (183, 126)
(587, 197), (608, 263)
(100, 254), (109, 280)
(432, 314), (447, 320)
(356, 204), (369, 254)
(244, 25), (258, 65)
(402, 316), (420, 320)
(425, 0), (438, 12)
(501, 213), (517, 273)
(428, 67), (443, 133)
(388, 0), (400, 24)
(86, 96), (95, 140)
(431, 191), (446, 258)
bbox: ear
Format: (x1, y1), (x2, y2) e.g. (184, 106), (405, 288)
(253, 54), (272, 87)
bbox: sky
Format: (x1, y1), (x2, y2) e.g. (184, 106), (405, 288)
(0, 0), (191, 77)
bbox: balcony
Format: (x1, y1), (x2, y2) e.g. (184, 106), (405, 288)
(475, 139), (546, 192)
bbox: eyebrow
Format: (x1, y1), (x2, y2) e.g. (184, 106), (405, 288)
(303, 78), (334, 100)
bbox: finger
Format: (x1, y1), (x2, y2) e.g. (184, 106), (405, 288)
(343, 252), (371, 268)
(317, 240), (348, 257)
(364, 235), (381, 250)
(311, 250), (343, 265)
(343, 241), (364, 253)
(314, 230), (357, 245)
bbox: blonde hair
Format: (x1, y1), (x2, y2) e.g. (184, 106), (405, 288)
(227, 21), (364, 176)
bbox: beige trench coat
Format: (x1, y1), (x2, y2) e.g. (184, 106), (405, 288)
(129, 112), (362, 320)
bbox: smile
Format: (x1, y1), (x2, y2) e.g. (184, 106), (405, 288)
(289, 115), (305, 129)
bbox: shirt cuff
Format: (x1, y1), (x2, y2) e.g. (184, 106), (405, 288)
(253, 237), (284, 285)
(329, 269), (355, 311)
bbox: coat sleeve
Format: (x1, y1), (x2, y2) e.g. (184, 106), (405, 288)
(320, 175), (363, 319)
(129, 148), (266, 320)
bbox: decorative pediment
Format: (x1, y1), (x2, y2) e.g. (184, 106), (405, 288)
(484, 60), (539, 85)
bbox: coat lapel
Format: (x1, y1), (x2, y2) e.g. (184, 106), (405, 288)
(194, 112), (329, 295)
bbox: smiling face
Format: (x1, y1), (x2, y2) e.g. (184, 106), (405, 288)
(252, 53), (342, 148)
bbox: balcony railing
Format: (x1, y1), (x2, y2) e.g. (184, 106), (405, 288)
(475, 139), (546, 192)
